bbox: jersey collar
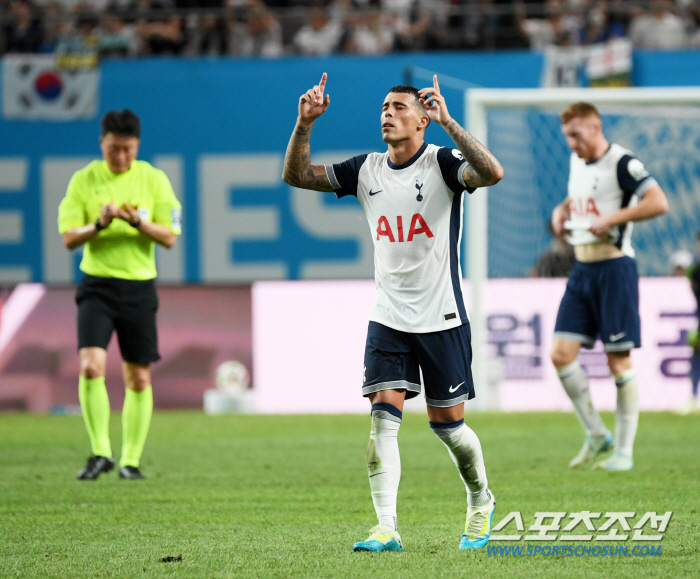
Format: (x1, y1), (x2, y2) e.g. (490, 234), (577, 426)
(387, 142), (428, 170)
(585, 144), (612, 165)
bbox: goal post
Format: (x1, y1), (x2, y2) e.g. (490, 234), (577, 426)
(464, 87), (700, 409)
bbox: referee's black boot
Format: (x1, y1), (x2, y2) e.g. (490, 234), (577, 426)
(119, 466), (146, 480)
(77, 456), (115, 480)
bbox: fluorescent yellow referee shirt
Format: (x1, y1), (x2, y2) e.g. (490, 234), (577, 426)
(58, 160), (182, 280)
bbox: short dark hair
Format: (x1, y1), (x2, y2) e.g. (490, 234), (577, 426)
(388, 85), (421, 102)
(101, 109), (141, 138)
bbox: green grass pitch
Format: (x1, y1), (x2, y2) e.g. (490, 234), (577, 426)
(1, 411), (699, 578)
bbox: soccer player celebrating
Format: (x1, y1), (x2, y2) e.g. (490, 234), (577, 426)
(283, 73), (504, 551)
(550, 102), (669, 471)
(58, 110), (182, 480)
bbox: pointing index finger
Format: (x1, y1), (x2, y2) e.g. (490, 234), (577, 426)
(319, 72), (327, 94)
(433, 74), (440, 93)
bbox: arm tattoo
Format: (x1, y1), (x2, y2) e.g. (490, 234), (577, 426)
(443, 119), (504, 188)
(282, 124), (334, 192)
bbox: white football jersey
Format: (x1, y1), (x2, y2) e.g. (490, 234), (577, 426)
(565, 143), (657, 257)
(325, 142), (474, 333)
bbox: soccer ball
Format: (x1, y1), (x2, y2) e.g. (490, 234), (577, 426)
(215, 360), (250, 393)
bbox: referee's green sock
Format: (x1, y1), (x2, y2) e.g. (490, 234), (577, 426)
(120, 386), (153, 468)
(78, 376), (112, 457)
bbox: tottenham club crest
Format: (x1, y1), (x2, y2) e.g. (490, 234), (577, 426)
(415, 181), (424, 201)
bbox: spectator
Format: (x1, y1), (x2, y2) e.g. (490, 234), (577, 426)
(99, 10), (138, 56)
(4, 0), (700, 58)
(293, 6), (344, 55)
(136, 0), (187, 55)
(38, 1), (71, 53)
(179, 0), (228, 56)
(529, 223), (576, 278)
(229, 5), (283, 57)
(53, 9), (100, 65)
(386, 0), (432, 51)
(193, 13), (228, 54)
(689, 3), (700, 48)
(583, 0), (625, 44)
(628, 0), (688, 49)
(381, 0), (412, 21)
(447, 0), (506, 50)
(460, 0), (495, 48)
(344, 7), (394, 54)
(4, 0), (44, 53)
(76, 11), (100, 45)
(517, 0), (575, 50)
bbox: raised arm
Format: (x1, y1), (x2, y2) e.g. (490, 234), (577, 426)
(418, 75), (504, 188)
(282, 72), (334, 192)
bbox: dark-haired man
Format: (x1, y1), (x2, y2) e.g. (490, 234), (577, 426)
(550, 102), (668, 471)
(283, 74), (503, 552)
(58, 110), (181, 480)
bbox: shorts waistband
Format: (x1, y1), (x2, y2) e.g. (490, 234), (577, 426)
(82, 273), (156, 286)
(574, 255), (635, 270)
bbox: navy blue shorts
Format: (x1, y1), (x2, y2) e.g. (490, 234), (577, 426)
(362, 321), (475, 408)
(554, 256), (640, 353)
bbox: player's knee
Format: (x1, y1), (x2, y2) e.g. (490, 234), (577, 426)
(607, 352), (631, 375)
(80, 359), (104, 379)
(550, 345), (575, 369)
(125, 374), (150, 391)
(124, 365), (151, 391)
(427, 403), (464, 425)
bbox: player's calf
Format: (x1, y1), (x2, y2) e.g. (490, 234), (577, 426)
(364, 403), (402, 537)
(430, 419), (492, 548)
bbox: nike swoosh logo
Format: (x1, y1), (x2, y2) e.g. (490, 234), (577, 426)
(369, 472), (386, 478)
(369, 189), (382, 196)
(449, 381), (465, 393)
(610, 332), (626, 342)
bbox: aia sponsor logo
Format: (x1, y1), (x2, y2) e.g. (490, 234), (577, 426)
(376, 215), (434, 242)
(569, 198), (600, 216)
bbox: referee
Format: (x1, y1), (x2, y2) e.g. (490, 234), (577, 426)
(58, 110), (182, 480)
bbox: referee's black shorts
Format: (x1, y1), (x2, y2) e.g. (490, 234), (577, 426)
(76, 274), (160, 365)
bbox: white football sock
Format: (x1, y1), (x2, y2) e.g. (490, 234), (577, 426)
(431, 420), (490, 507)
(614, 369), (639, 459)
(557, 360), (607, 436)
(367, 404), (402, 531)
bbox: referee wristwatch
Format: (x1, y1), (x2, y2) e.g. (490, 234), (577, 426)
(94, 218), (107, 231)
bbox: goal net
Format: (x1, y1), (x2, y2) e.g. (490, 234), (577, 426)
(464, 88), (700, 403)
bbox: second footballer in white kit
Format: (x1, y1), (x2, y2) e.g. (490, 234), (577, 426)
(282, 73), (504, 552)
(551, 102), (669, 472)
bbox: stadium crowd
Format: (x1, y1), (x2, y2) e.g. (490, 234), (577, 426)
(1, 0), (699, 57)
